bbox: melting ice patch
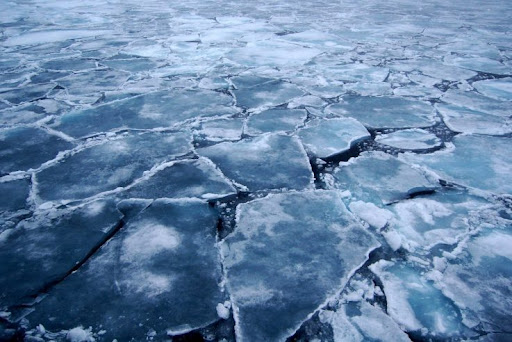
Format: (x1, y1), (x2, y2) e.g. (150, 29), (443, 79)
(221, 191), (379, 341)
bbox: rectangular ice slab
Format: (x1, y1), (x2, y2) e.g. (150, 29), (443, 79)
(35, 132), (192, 201)
(298, 118), (370, 159)
(0, 199), (122, 307)
(221, 191), (379, 342)
(196, 134), (313, 192)
(25, 199), (224, 341)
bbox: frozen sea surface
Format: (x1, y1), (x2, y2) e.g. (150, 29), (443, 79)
(1, 0), (511, 341)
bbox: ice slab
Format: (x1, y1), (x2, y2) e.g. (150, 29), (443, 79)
(387, 191), (491, 251)
(221, 191), (379, 342)
(375, 129), (442, 150)
(196, 134), (313, 192)
(228, 40), (321, 67)
(36, 132), (192, 201)
(442, 89), (510, 117)
(102, 56), (157, 73)
(436, 103), (511, 135)
(40, 58), (97, 72)
(298, 118), (370, 159)
(26, 199), (224, 341)
(444, 56), (511, 75)
(433, 228), (512, 332)
(233, 80), (304, 110)
(327, 96), (436, 129)
(0, 179), (29, 213)
(55, 69), (130, 96)
(330, 152), (438, 205)
(0, 127), (73, 174)
(245, 108), (307, 135)
(0, 83), (56, 105)
(386, 58), (477, 81)
(320, 302), (411, 342)
(401, 135), (512, 194)
(473, 78), (512, 101)
(121, 158), (236, 200)
(370, 260), (467, 338)
(0, 199), (122, 307)
(52, 89), (236, 138)
(193, 117), (244, 142)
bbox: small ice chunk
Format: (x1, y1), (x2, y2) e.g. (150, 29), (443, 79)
(298, 118), (370, 158)
(348, 201), (393, 229)
(375, 129), (442, 150)
(216, 303), (230, 320)
(66, 326), (95, 342)
(221, 191), (379, 342)
(196, 134), (313, 191)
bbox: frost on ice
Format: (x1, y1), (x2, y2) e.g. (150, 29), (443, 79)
(221, 191), (379, 341)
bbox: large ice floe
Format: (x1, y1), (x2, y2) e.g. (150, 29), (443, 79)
(1, 0), (512, 341)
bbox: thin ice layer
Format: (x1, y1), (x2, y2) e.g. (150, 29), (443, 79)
(221, 191), (379, 342)
(327, 96), (436, 129)
(375, 129), (442, 150)
(36, 132), (191, 201)
(0, 199), (122, 307)
(298, 118), (370, 158)
(26, 199), (224, 341)
(120, 158), (236, 200)
(196, 134), (313, 191)
(52, 89), (236, 138)
(0, 127), (73, 174)
(400, 135), (512, 194)
(330, 152), (438, 205)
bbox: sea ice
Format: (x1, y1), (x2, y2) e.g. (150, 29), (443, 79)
(298, 118), (370, 159)
(401, 134), (512, 194)
(233, 80), (304, 110)
(326, 96), (436, 129)
(196, 134), (313, 192)
(221, 191), (379, 341)
(25, 199), (224, 341)
(0, 127), (73, 174)
(120, 158), (236, 200)
(35, 132), (191, 201)
(0, 199), (122, 307)
(436, 103), (511, 135)
(473, 78), (512, 101)
(245, 108), (307, 135)
(193, 117), (244, 142)
(330, 152), (438, 205)
(375, 129), (442, 150)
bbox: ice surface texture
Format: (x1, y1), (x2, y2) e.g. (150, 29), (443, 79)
(1, 0), (512, 341)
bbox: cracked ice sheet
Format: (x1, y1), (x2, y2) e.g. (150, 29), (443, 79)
(375, 129), (442, 151)
(26, 199), (224, 341)
(120, 158), (236, 200)
(52, 89), (237, 138)
(298, 118), (370, 159)
(196, 133), (313, 192)
(35, 131), (192, 202)
(221, 190), (379, 342)
(329, 152), (439, 206)
(0, 199), (122, 308)
(430, 226), (512, 333)
(327, 95), (436, 129)
(401, 135), (512, 194)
